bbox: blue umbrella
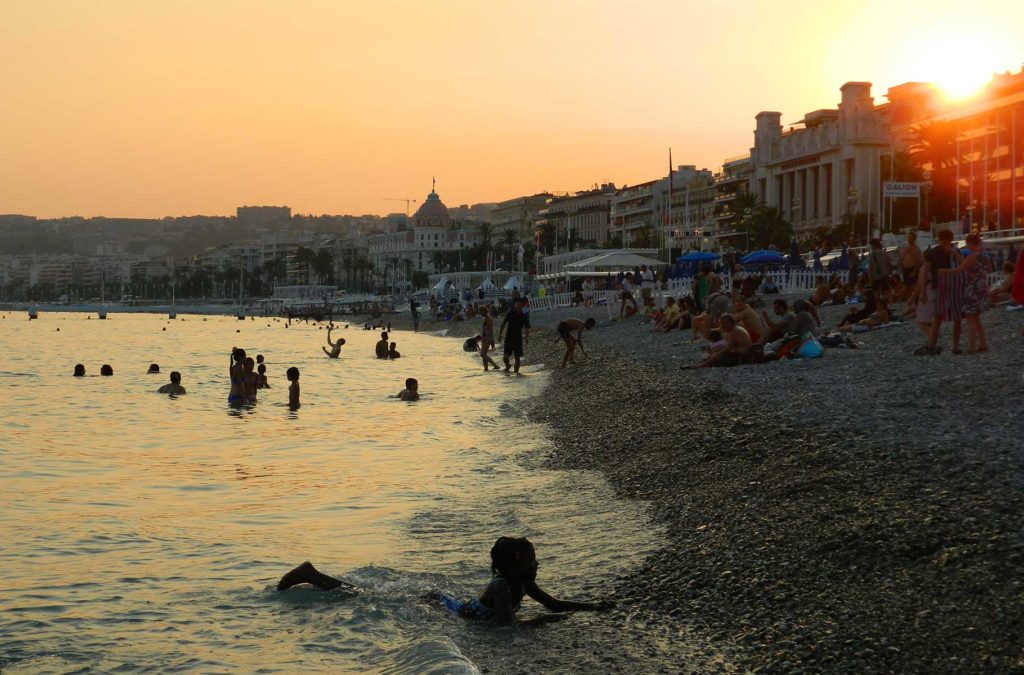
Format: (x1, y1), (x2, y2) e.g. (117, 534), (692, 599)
(676, 251), (721, 263)
(741, 249), (786, 265)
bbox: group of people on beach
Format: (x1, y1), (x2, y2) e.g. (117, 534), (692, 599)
(228, 348), (295, 407)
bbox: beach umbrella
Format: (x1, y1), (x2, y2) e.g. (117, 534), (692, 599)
(676, 251), (721, 263)
(503, 276), (522, 291)
(741, 249), (786, 265)
(432, 277), (450, 292)
(479, 277), (496, 291)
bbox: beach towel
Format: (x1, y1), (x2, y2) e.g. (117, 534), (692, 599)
(938, 271), (967, 322)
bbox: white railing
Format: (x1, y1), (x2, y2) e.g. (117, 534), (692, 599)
(665, 269), (1006, 297)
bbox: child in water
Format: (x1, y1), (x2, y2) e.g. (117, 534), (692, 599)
(398, 377), (418, 401)
(256, 363), (270, 389)
(286, 367), (300, 409)
(276, 537), (611, 627)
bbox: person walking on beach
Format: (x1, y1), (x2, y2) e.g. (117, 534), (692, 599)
(375, 331), (390, 359)
(900, 231), (922, 295)
(158, 371), (186, 395)
(480, 306), (500, 372)
(944, 233), (992, 353)
(499, 298), (530, 374)
(322, 326), (346, 358)
(557, 317), (595, 368)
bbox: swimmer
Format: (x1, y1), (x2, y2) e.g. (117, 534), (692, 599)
(322, 326), (346, 358)
(556, 317), (595, 368)
(257, 363), (270, 388)
(228, 348), (246, 405)
(73, 364), (85, 377)
(244, 357), (258, 402)
(398, 377), (418, 401)
(100, 364), (114, 376)
(388, 342), (401, 359)
(256, 354), (265, 366)
(147, 363), (160, 374)
(375, 331), (390, 359)
(157, 371), (186, 395)
(430, 537), (612, 625)
(287, 366), (300, 409)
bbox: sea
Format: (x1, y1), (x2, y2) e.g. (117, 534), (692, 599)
(0, 312), (654, 673)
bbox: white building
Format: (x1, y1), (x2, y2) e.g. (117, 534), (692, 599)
(538, 184), (617, 249)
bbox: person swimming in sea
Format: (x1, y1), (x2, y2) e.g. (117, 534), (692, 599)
(100, 364), (114, 376)
(256, 363), (270, 389)
(276, 537), (611, 627)
(397, 377), (418, 401)
(229, 348), (246, 405)
(286, 366), (300, 409)
(243, 357), (258, 402)
(147, 363), (160, 374)
(73, 364), (85, 377)
(322, 326), (346, 358)
(157, 371), (186, 395)
(375, 331), (390, 359)
(387, 341), (401, 359)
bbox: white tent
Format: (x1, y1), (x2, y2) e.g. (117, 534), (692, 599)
(566, 251), (665, 269)
(478, 277), (496, 291)
(503, 276), (522, 290)
(432, 277), (450, 292)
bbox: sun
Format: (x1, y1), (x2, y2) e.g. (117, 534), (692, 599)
(908, 32), (1003, 101)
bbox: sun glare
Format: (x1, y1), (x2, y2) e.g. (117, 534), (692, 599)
(909, 32), (1004, 101)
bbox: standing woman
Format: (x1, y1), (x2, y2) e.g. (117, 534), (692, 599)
(229, 348), (247, 405)
(899, 231), (922, 300)
(953, 233), (993, 353)
(479, 305), (500, 371)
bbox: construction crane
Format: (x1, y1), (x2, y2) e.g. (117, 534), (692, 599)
(382, 198), (417, 216)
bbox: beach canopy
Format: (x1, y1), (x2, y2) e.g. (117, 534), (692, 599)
(432, 277), (450, 292)
(503, 276), (522, 290)
(478, 277), (496, 291)
(676, 251), (721, 263)
(741, 249), (786, 265)
(567, 251), (664, 269)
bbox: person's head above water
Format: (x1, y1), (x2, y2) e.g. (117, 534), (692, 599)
(256, 354), (264, 364)
(147, 363), (160, 374)
(100, 364), (113, 376)
(257, 363), (266, 374)
(286, 366), (300, 381)
(233, 347), (246, 362)
(389, 341), (397, 349)
(244, 357), (255, 372)
(169, 371), (181, 384)
(490, 536), (537, 581)
(405, 377), (418, 391)
(73, 364), (85, 377)
(380, 331), (389, 341)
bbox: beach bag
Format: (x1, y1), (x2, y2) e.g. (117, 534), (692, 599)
(775, 336), (802, 359)
(796, 333), (824, 359)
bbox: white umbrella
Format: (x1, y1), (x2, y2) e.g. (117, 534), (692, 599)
(479, 277), (496, 291)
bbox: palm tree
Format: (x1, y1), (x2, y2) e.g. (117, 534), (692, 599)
(293, 246), (317, 285)
(501, 228), (517, 265)
(910, 120), (963, 222)
(750, 207), (793, 249)
(313, 249), (334, 284)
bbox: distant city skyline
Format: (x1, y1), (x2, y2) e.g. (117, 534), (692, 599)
(2, 0), (1022, 219)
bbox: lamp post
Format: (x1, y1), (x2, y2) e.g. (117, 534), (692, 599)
(791, 197), (801, 233)
(922, 169), (933, 235)
(847, 187), (859, 244)
(743, 207), (753, 252)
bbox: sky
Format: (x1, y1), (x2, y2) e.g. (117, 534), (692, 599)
(2, 0), (1023, 219)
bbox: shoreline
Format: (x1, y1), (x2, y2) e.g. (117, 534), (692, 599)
(435, 302), (1024, 672)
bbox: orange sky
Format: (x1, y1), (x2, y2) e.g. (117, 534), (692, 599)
(2, 0), (1022, 218)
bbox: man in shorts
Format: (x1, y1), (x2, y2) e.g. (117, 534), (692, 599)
(498, 298), (531, 374)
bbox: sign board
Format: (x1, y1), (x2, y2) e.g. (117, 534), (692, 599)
(884, 181), (920, 198)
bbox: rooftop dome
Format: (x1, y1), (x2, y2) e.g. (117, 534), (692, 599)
(414, 186), (451, 227)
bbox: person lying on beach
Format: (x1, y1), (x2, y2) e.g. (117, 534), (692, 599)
(398, 377), (419, 401)
(430, 536), (612, 626)
(839, 290), (877, 328)
(287, 367), (300, 409)
(388, 342), (401, 359)
(322, 327), (346, 358)
(157, 371), (186, 395)
(257, 363), (270, 389)
(557, 317), (595, 368)
(73, 364), (85, 377)
(375, 332), (390, 359)
(837, 297), (893, 332)
(685, 314), (752, 369)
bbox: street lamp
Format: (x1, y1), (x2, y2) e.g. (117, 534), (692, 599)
(847, 187), (859, 244)
(791, 197), (801, 232)
(743, 207), (753, 252)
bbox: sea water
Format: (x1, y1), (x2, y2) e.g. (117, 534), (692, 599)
(0, 313), (653, 673)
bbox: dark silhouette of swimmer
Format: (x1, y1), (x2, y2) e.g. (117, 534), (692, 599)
(73, 364), (85, 377)
(158, 371), (186, 395)
(287, 367), (300, 409)
(398, 377), (418, 401)
(375, 331), (390, 359)
(323, 327), (346, 358)
(387, 341), (401, 359)
(147, 363), (160, 374)
(100, 364), (114, 376)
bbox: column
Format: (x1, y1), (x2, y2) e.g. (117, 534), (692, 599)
(781, 171), (792, 221)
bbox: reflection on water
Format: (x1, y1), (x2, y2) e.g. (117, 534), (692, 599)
(0, 313), (653, 673)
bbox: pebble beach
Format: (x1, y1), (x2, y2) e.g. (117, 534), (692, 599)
(410, 298), (1024, 673)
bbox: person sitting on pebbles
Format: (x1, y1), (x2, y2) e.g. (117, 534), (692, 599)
(157, 371), (186, 395)
(684, 313), (752, 369)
